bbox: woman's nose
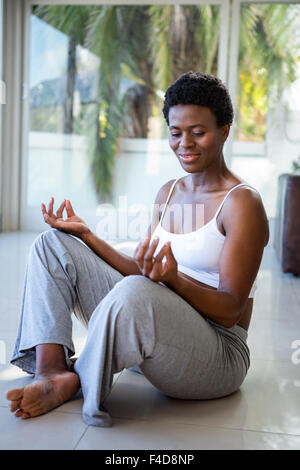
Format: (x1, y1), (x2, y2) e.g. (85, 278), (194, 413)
(180, 133), (194, 148)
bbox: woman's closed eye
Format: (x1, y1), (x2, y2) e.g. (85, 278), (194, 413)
(170, 132), (205, 137)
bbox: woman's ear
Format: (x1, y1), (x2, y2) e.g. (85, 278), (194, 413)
(221, 124), (230, 142)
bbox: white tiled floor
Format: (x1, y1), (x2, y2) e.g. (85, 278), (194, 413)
(0, 231), (300, 450)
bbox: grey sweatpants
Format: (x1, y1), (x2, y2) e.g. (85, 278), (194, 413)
(11, 229), (250, 427)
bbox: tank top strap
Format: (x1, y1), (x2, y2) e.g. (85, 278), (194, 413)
(160, 178), (180, 222)
(213, 183), (253, 220)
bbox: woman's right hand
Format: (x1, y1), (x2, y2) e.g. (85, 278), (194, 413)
(41, 197), (91, 238)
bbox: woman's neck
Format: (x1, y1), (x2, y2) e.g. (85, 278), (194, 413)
(187, 157), (232, 191)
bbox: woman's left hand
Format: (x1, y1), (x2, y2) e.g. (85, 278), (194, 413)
(133, 237), (178, 284)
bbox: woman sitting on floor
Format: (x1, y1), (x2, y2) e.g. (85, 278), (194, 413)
(6, 71), (269, 427)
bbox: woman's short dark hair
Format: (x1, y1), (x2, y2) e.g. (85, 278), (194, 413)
(162, 71), (234, 127)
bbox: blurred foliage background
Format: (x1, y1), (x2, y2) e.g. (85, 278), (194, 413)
(31, 3), (300, 199)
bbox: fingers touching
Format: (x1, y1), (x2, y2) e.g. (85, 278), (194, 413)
(65, 199), (75, 218)
(134, 237), (156, 275)
(143, 237), (160, 275)
(134, 237), (171, 278)
(56, 199), (66, 218)
(48, 196), (56, 216)
(41, 197), (73, 227)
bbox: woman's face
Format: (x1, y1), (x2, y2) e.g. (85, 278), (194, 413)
(168, 104), (230, 172)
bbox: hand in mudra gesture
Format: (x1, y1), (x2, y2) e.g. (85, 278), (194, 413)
(41, 197), (90, 238)
(134, 236), (178, 284)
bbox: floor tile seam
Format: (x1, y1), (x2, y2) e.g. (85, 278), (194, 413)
(288, 277), (300, 305)
(130, 416), (300, 437)
(248, 359), (297, 365)
(73, 425), (90, 450)
(290, 278), (300, 305)
(92, 414), (300, 439)
(48, 408), (82, 416)
(248, 357), (298, 365)
(1, 407), (300, 441)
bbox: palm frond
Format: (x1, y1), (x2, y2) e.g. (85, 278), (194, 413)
(149, 5), (173, 92)
(34, 5), (92, 45)
(196, 5), (220, 75)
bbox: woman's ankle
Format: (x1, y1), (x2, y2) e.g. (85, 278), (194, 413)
(35, 343), (69, 376)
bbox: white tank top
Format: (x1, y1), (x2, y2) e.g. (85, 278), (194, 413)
(150, 178), (258, 298)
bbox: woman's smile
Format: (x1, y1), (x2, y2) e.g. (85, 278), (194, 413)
(178, 154), (201, 163)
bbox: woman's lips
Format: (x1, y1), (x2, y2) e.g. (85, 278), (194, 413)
(178, 154), (200, 163)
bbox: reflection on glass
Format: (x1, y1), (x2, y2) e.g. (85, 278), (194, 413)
(28, 5), (221, 233)
(233, 3), (300, 217)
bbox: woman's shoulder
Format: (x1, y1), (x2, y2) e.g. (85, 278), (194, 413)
(223, 177), (264, 216)
(229, 180), (261, 201)
(223, 181), (269, 245)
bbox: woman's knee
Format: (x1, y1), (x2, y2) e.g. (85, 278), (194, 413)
(32, 228), (64, 247)
(105, 275), (155, 321)
(31, 229), (80, 255)
(28, 230), (81, 273)
(40, 228), (73, 244)
(115, 275), (158, 307)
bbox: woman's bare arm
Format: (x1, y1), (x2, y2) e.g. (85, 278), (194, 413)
(80, 231), (141, 276)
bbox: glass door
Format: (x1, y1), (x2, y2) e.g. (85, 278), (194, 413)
(230, 1), (300, 218)
(21, 1), (230, 238)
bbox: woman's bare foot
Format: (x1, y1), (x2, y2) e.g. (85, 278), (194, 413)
(6, 370), (80, 419)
